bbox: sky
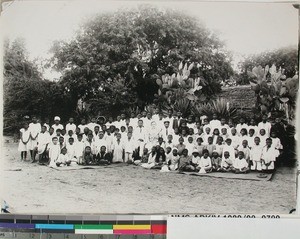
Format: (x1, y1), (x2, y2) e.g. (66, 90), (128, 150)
(1, 0), (299, 79)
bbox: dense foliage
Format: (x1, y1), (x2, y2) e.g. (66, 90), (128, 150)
(237, 46), (298, 85)
(50, 5), (233, 117)
(3, 39), (76, 133)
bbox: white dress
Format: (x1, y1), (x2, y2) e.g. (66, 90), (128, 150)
(18, 128), (31, 152)
(112, 140), (124, 163)
(37, 132), (51, 154)
(48, 144), (61, 167)
(28, 122), (41, 150)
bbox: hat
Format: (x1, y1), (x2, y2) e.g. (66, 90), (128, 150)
(54, 116), (60, 121)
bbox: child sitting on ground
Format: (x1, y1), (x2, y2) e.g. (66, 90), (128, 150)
(233, 151), (249, 174)
(178, 149), (194, 172)
(211, 150), (222, 172)
(134, 148), (149, 165)
(56, 147), (71, 167)
(95, 146), (111, 165)
(221, 151), (234, 172)
(197, 149), (212, 173)
(191, 150), (201, 169)
(83, 146), (94, 165)
(168, 148), (180, 171)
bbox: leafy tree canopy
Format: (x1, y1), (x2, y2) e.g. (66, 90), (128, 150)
(50, 5), (233, 116)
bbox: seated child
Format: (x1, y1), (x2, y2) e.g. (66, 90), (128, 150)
(48, 137), (60, 167)
(250, 137), (263, 171)
(178, 149), (194, 172)
(165, 146), (172, 163)
(95, 146), (111, 165)
(75, 134), (85, 164)
(233, 151), (249, 174)
(237, 140), (251, 163)
(221, 151), (234, 172)
(190, 150), (201, 169)
(56, 147), (71, 167)
(66, 137), (78, 165)
(168, 148), (180, 171)
(141, 146), (157, 169)
(197, 149), (212, 173)
(211, 150), (222, 172)
(261, 138), (279, 172)
(83, 146), (94, 165)
(134, 148), (149, 165)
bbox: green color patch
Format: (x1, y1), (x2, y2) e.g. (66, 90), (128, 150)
(74, 224), (113, 230)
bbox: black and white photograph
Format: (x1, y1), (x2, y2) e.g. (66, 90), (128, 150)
(0, 0), (299, 214)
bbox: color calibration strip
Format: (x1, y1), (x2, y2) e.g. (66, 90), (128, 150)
(0, 215), (167, 235)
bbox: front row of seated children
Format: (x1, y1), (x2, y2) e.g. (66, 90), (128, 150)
(133, 137), (278, 174)
(40, 130), (279, 173)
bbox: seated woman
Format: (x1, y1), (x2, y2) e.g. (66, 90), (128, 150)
(134, 148), (149, 165)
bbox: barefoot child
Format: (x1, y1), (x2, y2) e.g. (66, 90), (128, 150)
(233, 151), (249, 173)
(221, 151), (234, 172)
(56, 147), (71, 167)
(18, 122), (30, 161)
(197, 149), (212, 173)
(261, 138), (279, 172)
(48, 137), (60, 167)
(211, 150), (222, 172)
(168, 148), (179, 171)
(250, 137), (263, 171)
(178, 149), (194, 172)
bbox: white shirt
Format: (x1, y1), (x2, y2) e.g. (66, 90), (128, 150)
(234, 158), (248, 169)
(261, 146), (279, 163)
(199, 156), (212, 168)
(209, 120), (221, 131)
(51, 124), (64, 133)
(66, 123), (77, 133)
(258, 122), (272, 137)
(78, 124), (87, 133)
(29, 122), (42, 138)
(250, 144), (263, 162)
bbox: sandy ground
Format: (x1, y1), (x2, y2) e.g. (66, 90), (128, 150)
(0, 139), (297, 215)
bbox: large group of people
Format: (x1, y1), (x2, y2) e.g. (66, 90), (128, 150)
(18, 109), (286, 174)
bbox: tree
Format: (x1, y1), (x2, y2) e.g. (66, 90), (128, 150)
(50, 5), (233, 117)
(237, 46), (298, 85)
(3, 38), (76, 133)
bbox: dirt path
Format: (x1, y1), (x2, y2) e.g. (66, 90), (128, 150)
(0, 140), (297, 214)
